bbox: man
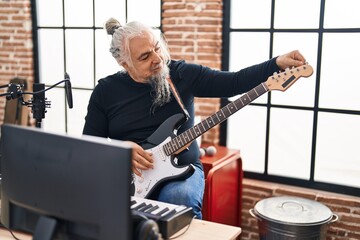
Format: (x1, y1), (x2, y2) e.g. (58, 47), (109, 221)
(83, 18), (306, 219)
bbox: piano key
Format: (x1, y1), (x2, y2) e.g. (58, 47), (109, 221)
(154, 207), (170, 216)
(138, 204), (153, 212)
(144, 205), (159, 213)
(132, 202), (146, 211)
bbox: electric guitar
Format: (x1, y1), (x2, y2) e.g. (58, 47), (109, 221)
(133, 63), (314, 198)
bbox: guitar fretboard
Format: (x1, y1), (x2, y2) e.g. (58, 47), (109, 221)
(163, 82), (269, 156)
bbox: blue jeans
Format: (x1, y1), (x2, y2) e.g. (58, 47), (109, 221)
(157, 166), (205, 219)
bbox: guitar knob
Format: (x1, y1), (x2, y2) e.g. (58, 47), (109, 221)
(136, 188), (143, 194)
(138, 177), (144, 183)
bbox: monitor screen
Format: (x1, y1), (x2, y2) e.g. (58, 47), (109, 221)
(0, 124), (133, 240)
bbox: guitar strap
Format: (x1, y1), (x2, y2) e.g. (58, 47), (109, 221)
(166, 76), (190, 120)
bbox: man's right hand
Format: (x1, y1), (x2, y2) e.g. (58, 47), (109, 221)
(125, 141), (154, 177)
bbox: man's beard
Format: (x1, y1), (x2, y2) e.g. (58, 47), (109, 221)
(147, 64), (171, 114)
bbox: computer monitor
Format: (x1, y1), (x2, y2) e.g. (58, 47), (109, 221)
(0, 124), (133, 240)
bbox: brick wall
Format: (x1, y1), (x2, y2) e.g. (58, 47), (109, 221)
(0, 0), (33, 124)
(1, 1), (360, 239)
(162, 0), (222, 145)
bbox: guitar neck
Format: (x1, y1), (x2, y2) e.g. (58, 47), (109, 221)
(163, 82), (269, 156)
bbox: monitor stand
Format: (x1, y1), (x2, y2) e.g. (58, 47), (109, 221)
(33, 216), (57, 240)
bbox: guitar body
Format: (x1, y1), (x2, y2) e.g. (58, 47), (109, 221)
(132, 113), (195, 199)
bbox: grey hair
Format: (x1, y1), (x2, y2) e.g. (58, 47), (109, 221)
(105, 18), (171, 69)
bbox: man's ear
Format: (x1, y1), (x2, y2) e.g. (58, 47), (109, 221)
(117, 58), (127, 69)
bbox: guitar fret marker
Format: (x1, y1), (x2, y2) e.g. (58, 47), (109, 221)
(239, 98), (244, 105)
(194, 126), (200, 135)
(185, 132), (190, 140)
(215, 114), (221, 122)
(233, 102), (238, 110)
(220, 109), (226, 118)
(205, 119), (211, 128)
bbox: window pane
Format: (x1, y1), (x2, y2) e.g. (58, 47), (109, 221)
(65, 29), (94, 89)
(36, 0), (63, 27)
(227, 106), (267, 173)
(271, 33), (318, 107)
(38, 29), (64, 85)
(64, 0), (93, 27)
(67, 89), (92, 137)
(94, 0), (126, 27)
(127, 0), (161, 27)
(319, 33), (360, 111)
(274, 0), (320, 29)
(315, 112), (360, 188)
(230, 0), (271, 29)
(42, 88), (66, 134)
(268, 108), (313, 179)
(95, 29), (121, 82)
(324, 0), (360, 28)
(229, 32), (270, 103)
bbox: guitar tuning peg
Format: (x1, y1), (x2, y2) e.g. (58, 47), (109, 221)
(285, 67), (290, 71)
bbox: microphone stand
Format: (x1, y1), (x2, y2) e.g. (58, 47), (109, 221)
(0, 73), (72, 128)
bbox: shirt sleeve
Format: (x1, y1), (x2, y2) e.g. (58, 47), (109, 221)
(176, 57), (281, 98)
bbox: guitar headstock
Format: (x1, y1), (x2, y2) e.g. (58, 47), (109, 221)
(265, 64), (313, 91)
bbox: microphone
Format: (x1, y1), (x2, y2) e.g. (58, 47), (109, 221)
(32, 83), (46, 128)
(64, 73), (73, 109)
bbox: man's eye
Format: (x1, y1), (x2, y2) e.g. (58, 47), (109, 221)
(141, 55), (149, 61)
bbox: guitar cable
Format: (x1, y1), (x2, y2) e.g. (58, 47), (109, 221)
(0, 224), (21, 240)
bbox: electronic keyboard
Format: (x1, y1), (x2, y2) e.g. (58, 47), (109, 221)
(131, 196), (194, 238)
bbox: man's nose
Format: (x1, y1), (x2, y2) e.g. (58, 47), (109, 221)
(152, 51), (162, 62)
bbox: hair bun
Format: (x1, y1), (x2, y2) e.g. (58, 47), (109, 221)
(105, 18), (121, 35)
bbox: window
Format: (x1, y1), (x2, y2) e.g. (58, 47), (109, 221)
(32, 0), (161, 135)
(222, 0), (360, 196)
